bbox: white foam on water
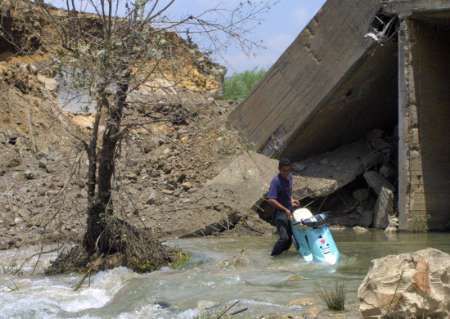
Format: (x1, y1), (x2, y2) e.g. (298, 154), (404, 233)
(110, 304), (199, 319)
(0, 267), (138, 318)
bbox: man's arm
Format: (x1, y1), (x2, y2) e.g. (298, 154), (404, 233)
(267, 198), (292, 219)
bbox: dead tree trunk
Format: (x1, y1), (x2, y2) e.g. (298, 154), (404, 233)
(48, 69), (173, 274)
(83, 70), (130, 255)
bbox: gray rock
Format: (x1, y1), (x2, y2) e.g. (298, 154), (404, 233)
(38, 159), (47, 170)
(353, 189), (369, 202)
(363, 171), (395, 195)
(126, 172), (138, 182)
(146, 191), (158, 205)
(6, 157), (21, 168)
(358, 208), (374, 227)
(0, 241), (8, 250)
(385, 215), (399, 233)
(24, 170), (35, 180)
(373, 187), (394, 229)
(181, 181), (193, 191)
(359, 248), (450, 318)
(379, 164), (394, 179)
(353, 226), (368, 233)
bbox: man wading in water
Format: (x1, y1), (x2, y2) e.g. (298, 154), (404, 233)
(267, 159), (300, 256)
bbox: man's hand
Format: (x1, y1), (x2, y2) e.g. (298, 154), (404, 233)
(292, 199), (300, 208)
(284, 208), (293, 220)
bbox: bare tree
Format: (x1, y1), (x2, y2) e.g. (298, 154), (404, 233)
(28, 0), (276, 273)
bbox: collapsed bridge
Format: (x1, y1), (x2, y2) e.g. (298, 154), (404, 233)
(229, 0), (450, 231)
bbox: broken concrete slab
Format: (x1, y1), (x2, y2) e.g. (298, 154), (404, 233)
(228, 0), (389, 160)
(364, 171), (395, 195)
(291, 140), (382, 200)
(178, 151), (278, 237)
(205, 151), (278, 210)
(373, 187), (394, 229)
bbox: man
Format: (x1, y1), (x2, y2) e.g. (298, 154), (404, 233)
(267, 158), (300, 256)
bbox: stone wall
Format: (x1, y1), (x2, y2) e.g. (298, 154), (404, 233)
(398, 16), (450, 231)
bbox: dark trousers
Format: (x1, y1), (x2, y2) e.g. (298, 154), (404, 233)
(271, 211), (293, 256)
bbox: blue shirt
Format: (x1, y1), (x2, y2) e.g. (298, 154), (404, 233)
(267, 174), (293, 211)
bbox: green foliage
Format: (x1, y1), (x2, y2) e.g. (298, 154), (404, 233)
(316, 281), (346, 311)
(223, 68), (266, 101)
(170, 251), (191, 269)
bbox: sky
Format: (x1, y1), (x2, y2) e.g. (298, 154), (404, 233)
(169, 0), (326, 74)
(46, 0), (326, 74)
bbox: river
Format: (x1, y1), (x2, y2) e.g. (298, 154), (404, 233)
(0, 230), (449, 319)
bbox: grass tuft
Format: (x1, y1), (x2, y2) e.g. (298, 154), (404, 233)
(316, 281), (346, 311)
(169, 251), (191, 269)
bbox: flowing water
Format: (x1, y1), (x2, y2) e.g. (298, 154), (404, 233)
(0, 230), (449, 319)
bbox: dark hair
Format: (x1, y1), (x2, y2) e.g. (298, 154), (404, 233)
(278, 158), (291, 169)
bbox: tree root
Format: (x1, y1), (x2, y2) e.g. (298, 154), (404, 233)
(46, 217), (175, 275)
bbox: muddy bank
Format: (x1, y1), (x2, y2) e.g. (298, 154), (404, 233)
(0, 0), (265, 250)
(0, 75), (253, 249)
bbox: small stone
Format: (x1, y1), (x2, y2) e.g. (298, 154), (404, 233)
(126, 172), (138, 182)
(329, 225), (346, 231)
(150, 169), (161, 177)
(181, 181), (193, 191)
(0, 241), (8, 250)
(197, 300), (218, 311)
(38, 159), (47, 170)
(305, 306), (321, 318)
(27, 64), (38, 75)
(7, 157), (21, 168)
(24, 170), (35, 180)
(146, 191), (158, 205)
(177, 174), (187, 183)
(288, 297), (314, 306)
(353, 226), (369, 233)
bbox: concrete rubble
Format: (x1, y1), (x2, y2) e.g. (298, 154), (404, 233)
(373, 186), (395, 229)
(252, 129), (399, 230)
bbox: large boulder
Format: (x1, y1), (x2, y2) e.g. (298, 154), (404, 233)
(358, 248), (450, 318)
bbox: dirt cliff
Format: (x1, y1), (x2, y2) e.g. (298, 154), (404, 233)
(0, 1), (268, 250)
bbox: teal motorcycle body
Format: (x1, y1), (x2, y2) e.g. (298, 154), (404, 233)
(290, 210), (340, 265)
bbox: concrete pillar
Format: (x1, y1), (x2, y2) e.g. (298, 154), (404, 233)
(398, 17), (450, 231)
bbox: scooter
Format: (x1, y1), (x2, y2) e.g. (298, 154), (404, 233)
(290, 208), (340, 265)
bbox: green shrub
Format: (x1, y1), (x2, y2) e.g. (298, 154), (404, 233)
(316, 281), (346, 311)
(223, 68), (266, 101)
(170, 251), (191, 269)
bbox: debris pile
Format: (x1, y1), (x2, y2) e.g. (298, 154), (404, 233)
(290, 129), (399, 232)
(0, 48), (251, 249)
(0, 0), (242, 249)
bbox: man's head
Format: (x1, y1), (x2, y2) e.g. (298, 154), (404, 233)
(278, 158), (292, 179)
